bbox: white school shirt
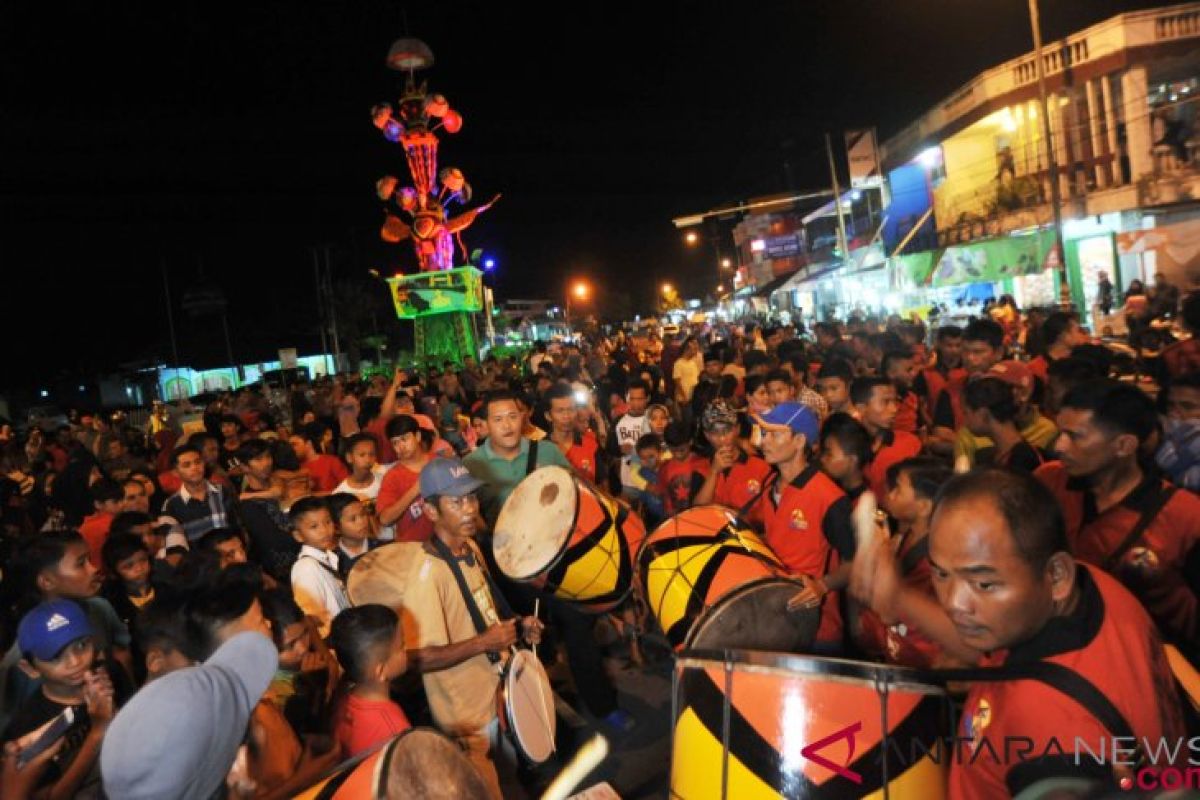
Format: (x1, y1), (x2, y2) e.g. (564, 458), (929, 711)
(290, 545), (350, 638)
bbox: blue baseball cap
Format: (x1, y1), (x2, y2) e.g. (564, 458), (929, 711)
(755, 402), (819, 443)
(419, 456), (485, 498)
(18, 599), (94, 662)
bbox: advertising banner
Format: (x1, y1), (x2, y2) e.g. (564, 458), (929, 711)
(897, 229), (1056, 287)
(845, 128), (882, 187)
(387, 266), (484, 319)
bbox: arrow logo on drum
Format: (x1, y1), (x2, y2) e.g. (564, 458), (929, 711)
(800, 721), (863, 784)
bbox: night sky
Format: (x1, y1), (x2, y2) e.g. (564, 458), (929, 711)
(1, 0), (1168, 392)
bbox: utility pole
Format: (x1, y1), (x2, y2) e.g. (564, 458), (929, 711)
(312, 248), (331, 376)
(1028, 0), (1072, 311)
(825, 132), (851, 263)
(324, 245), (343, 372)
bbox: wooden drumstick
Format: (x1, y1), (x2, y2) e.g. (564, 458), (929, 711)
(533, 598), (540, 659)
(540, 734), (610, 800)
(954, 453), (971, 475)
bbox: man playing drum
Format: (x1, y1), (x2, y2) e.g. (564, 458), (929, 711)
(404, 457), (544, 800)
(852, 470), (1183, 798)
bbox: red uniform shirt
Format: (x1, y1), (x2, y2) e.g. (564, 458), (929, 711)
(924, 366), (968, 431)
(863, 429), (923, 501)
(760, 465), (855, 646)
(332, 693), (411, 759)
(1035, 462), (1200, 645)
(855, 533), (942, 668)
(563, 431), (601, 484)
(304, 454), (349, 494)
(376, 463), (434, 542)
(657, 454), (711, 517)
(893, 389), (921, 435)
(713, 453), (772, 530)
(950, 566), (1183, 800)
(78, 511), (115, 571)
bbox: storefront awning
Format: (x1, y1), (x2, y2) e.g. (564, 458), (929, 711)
(897, 229), (1057, 288)
(755, 271), (800, 298)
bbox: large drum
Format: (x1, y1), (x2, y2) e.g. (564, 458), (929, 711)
(346, 542), (427, 642)
(293, 727), (491, 800)
(493, 466), (646, 613)
(638, 505), (818, 652)
(672, 651), (951, 799)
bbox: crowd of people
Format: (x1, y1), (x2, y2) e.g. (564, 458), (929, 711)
(0, 288), (1199, 799)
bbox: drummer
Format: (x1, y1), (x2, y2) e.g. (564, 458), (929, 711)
(752, 402), (855, 654)
(851, 469), (1184, 798)
(693, 399), (772, 530)
(405, 457), (544, 800)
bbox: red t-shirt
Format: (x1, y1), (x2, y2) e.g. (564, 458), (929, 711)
(304, 454), (349, 494)
(657, 454), (711, 517)
(333, 693), (411, 759)
(863, 430), (923, 501)
(78, 511), (115, 571)
(893, 389), (921, 435)
(950, 565), (1184, 799)
(855, 533), (942, 668)
(1035, 461), (1200, 645)
(564, 431), (601, 484)
(759, 465), (854, 646)
(376, 463), (434, 542)
(364, 417), (397, 465)
(713, 454), (772, 531)
(924, 366), (968, 431)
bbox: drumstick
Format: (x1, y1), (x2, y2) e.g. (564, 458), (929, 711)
(533, 598), (541, 659)
(954, 453), (971, 475)
(852, 490), (879, 552)
(540, 734), (610, 800)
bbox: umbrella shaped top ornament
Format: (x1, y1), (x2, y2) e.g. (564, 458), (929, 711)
(372, 38), (498, 272)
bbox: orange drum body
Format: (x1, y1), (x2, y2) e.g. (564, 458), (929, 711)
(638, 505), (818, 651)
(293, 727), (490, 800)
(672, 651), (950, 799)
(494, 466), (646, 613)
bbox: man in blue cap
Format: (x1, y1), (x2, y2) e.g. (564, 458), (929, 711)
(752, 402), (855, 654)
(405, 456), (543, 800)
(5, 599), (115, 799)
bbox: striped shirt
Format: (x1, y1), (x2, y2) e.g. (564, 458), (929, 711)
(163, 482), (236, 542)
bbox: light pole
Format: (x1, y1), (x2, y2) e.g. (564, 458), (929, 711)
(1028, 0), (1072, 310)
(566, 280), (589, 334)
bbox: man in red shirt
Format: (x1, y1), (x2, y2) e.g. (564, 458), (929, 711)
(753, 402), (854, 653)
(1036, 379), (1200, 655)
(693, 400), (772, 529)
(288, 425), (348, 494)
(656, 422), (711, 517)
(927, 320), (1000, 457)
(853, 376), (923, 501)
(881, 349), (923, 435)
(544, 383), (603, 484)
(852, 469), (1184, 799)
(79, 478), (124, 571)
(376, 415), (434, 542)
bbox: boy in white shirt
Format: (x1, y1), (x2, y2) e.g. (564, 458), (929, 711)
(288, 496), (350, 638)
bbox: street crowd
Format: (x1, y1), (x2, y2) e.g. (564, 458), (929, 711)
(0, 285), (1199, 799)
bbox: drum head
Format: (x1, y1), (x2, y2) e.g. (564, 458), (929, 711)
(503, 650), (557, 764)
(494, 466), (577, 581)
(346, 542), (425, 609)
(685, 578), (819, 653)
(384, 728), (492, 800)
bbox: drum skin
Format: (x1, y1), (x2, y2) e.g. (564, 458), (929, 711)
(671, 651), (950, 800)
(638, 505), (817, 651)
(495, 649), (556, 764)
(495, 466), (646, 613)
(292, 727), (490, 799)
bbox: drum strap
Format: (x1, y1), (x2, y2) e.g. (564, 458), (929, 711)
(428, 536), (514, 664)
(1101, 484), (1175, 573)
(525, 440), (540, 477)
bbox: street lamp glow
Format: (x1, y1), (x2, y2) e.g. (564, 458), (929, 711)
(661, 282), (674, 296)
(483, 258), (496, 270)
(684, 231), (699, 245)
(721, 258), (732, 268)
(572, 282), (589, 299)
(717, 284), (725, 293)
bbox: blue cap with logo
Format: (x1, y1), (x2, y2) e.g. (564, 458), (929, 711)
(419, 456), (485, 498)
(755, 402), (820, 443)
(18, 599), (94, 662)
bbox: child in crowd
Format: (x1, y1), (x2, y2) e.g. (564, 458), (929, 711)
(100, 533), (157, 632)
(131, 595), (196, 682)
(260, 589), (339, 738)
(818, 412), (874, 506)
(196, 527), (250, 572)
(110, 510), (187, 575)
(329, 604), (411, 759)
(289, 497), (351, 639)
(657, 422), (711, 518)
(4, 600), (116, 799)
(328, 492), (379, 576)
(333, 433), (387, 505)
(856, 458), (952, 668)
(79, 479), (124, 572)
(633, 433), (665, 526)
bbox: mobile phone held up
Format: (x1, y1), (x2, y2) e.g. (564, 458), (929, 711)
(16, 707), (74, 768)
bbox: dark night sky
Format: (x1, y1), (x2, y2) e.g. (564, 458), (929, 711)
(0, 0), (1168, 390)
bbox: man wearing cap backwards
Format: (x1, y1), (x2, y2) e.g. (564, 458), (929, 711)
(405, 456), (543, 800)
(693, 399), (773, 531)
(752, 402), (855, 653)
(4, 600), (115, 800)
(955, 360), (1059, 469)
(851, 469), (1183, 799)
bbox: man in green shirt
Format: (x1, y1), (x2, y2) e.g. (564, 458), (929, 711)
(464, 390), (572, 527)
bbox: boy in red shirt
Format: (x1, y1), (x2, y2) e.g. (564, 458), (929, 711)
(853, 376), (923, 501)
(329, 604), (411, 759)
(78, 479), (124, 571)
(288, 425), (349, 494)
(656, 421), (711, 517)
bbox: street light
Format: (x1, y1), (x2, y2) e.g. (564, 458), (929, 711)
(661, 282), (674, 296)
(573, 282), (589, 300)
(685, 231), (699, 245)
(566, 279), (590, 332)
(721, 258), (732, 269)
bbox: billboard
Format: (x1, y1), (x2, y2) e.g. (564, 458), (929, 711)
(845, 129), (882, 188)
(386, 266), (485, 320)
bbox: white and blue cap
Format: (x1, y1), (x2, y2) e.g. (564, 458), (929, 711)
(18, 599), (93, 662)
(755, 402), (819, 443)
(419, 456), (485, 498)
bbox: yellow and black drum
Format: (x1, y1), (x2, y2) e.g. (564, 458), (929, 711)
(672, 651), (951, 799)
(638, 505), (817, 651)
(494, 465), (646, 613)
(293, 727), (491, 799)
